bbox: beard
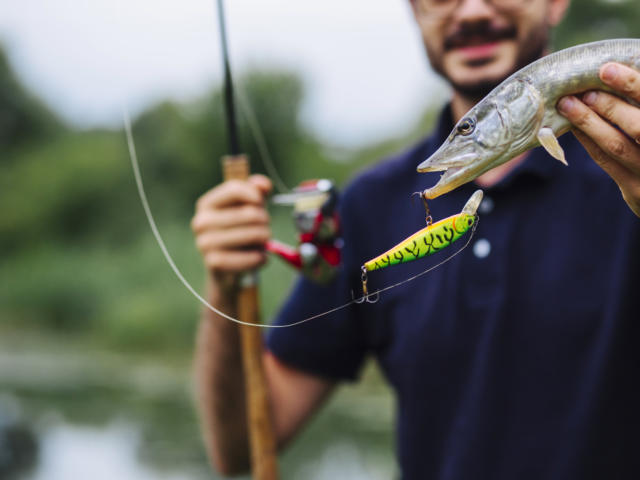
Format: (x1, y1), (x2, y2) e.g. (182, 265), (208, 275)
(428, 20), (550, 101)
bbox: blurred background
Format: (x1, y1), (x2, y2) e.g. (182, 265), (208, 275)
(0, 0), (638, 478)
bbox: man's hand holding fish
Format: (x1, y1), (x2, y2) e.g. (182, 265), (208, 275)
(558, 62), (640, 217)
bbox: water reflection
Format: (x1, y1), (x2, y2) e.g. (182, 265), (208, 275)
(0, 345), (395, 479)
(28, 421), (206, 480)
(0, 395), (38, 480)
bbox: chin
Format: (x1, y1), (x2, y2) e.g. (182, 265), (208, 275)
(443, 42), (519, 98)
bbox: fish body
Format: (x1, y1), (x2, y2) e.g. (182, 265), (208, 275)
(363, 190), (482, 272)
(418, 38), (640, 199)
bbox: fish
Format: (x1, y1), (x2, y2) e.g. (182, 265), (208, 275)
(363, 190), (483, 272)
(417, 38), (640, 199)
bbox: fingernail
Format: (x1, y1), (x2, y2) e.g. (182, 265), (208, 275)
(601, 64), (618, 83)
(582, 91), (597, 105)
(557, 96), (574, 115)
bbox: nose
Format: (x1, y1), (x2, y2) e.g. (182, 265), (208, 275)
(453, 0), (497, 22)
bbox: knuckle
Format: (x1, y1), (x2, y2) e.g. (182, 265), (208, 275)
(575, 108), (592, 126)
(196, 233), (215, 252)
(249, 227), (269, 244)
(195, 235), (206, 252)
(622, 74), (639, 96)
(605, 138), (627, 157)
(600, 97), (617, 119)
(205, 252), (224, 270)
(195, 195), (206, 211)
(242, 205), (266, 223)
(630, 181), (640, 200)
(190, 215), (204, 232)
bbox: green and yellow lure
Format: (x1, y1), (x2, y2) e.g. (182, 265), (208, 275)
(363, 190), (483, 272)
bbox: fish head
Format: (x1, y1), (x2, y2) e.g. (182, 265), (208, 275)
(418, 79), (543, 199)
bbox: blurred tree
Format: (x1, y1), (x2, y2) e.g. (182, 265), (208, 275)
(0, 47), (64, 154)
(1, 0), (637, 346)
(554, 0), (640, 49)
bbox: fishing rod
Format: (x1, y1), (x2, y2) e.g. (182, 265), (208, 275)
(214, 0), (278, 478)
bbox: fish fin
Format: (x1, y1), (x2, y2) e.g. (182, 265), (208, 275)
(537, 127), (567, 165)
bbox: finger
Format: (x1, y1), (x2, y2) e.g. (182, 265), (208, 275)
(581, 90), (640, 145)
(204, 250), (267, 273)
(571, 129), (635, 185)
(191, 205), (269, 233)
(600, 63), (640, 104)
(196, 180), (266, 211)
(196, 226), (271, 252)
(557, 95), (640, 176)
(248, 174), (273, 195)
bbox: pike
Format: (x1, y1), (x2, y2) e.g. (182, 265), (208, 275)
(418, 38), (640, 199)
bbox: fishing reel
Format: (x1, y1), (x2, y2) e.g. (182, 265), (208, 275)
(266, 179), (342, 284)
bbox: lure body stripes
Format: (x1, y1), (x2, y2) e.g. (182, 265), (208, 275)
(363, 190), (483, 272)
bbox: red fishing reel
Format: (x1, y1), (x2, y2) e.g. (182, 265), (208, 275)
(266, 179), (342, 284)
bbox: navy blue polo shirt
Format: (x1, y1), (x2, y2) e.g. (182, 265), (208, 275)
(267, 106), (640, 479)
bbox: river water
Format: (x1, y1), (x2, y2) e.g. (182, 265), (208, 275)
(0, 342), (395, 479)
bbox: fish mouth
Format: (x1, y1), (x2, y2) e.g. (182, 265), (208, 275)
(420, 160), (490, 199)
(417, 152), (476, 172)
(422, 166), (469, 199)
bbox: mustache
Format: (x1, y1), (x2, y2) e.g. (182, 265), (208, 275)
(444, 22), (517, 51)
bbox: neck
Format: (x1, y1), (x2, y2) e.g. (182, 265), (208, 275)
(450, 92), (528, 188)
(450, 94), (476, 125)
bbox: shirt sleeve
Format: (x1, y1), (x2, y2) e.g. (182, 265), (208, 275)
(266, 181), (369, 382)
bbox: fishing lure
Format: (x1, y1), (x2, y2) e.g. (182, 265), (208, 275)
(357, 190), (483, 302)
(125, 108), (480, 325)
(363, 189), (483, 271)
(364, 190), (482, 271)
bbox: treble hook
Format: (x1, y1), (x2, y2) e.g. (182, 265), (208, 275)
(353, 266), (379, 304)
(412, 191), (433, 226)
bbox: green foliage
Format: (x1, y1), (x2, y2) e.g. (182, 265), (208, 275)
(0, 47), (64, 153)
(554, 0), (640, 48)
(0, 57), (366, 352)
(3, 4), (635, 351)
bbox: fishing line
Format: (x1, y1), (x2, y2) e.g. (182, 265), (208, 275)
(124, 107), (478, 328)
(235, 82), (290, 194)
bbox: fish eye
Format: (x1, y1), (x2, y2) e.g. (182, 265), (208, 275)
(457, 117), (475, 136)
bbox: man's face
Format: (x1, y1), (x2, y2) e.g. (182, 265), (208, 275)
(412, 0), (566, 100)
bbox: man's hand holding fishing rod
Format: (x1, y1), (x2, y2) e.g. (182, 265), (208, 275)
(191, 0), (640, 478)
(192, 173), (336, 475)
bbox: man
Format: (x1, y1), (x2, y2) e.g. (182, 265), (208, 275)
(192, 0), (640, 477)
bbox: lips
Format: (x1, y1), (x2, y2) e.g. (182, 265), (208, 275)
(456, 41), (502, 62)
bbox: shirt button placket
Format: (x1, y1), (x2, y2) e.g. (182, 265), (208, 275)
(474, 196), (494, 259)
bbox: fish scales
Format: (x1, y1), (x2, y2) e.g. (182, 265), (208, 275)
(418, 39), (640, 199)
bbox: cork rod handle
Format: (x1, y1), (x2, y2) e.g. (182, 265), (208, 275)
(222, 155), (278, 480)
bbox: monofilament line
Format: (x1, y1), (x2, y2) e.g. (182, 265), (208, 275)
(123, 107), (478, 328)
(124, 107), (251, 327)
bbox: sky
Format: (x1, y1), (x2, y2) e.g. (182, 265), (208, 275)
(0, 0), (450, 147)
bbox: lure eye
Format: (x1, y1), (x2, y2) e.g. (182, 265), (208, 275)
(467, 218), (473, 226)
(457, 117), (475, 136)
